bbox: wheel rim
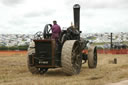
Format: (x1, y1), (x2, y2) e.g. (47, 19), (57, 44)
(93, 47), (97, 66)
(71, 42), (82, 73)
(88, 45), (97, 68)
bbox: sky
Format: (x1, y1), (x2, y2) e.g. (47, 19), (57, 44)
(0, 0), (128, 34)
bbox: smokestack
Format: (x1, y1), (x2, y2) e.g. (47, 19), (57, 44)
(73, 4), (80, 31)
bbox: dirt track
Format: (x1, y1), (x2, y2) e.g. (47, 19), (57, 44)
(106, 80), (128, 85)
(0, 53), (128, 85)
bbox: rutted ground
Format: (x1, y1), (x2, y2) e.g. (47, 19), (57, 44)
(0, 53), (128, 85)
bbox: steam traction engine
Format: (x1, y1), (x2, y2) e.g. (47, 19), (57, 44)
(27, 4), (97, 75)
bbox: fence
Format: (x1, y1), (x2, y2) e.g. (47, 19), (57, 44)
(0, 50), (27, 56)
(0, 49), (128, 56)
(82, 49), (128, 54)
(97, 49), (128, 54)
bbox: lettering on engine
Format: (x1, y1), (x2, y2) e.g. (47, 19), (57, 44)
(39, 61), (48, 64)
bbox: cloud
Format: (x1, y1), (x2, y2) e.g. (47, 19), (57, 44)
(43, 9), (56, 16)
(8, 19), (26, 25)
(24, 12), (43, 18)
(24, 9), (55, 18)
(0, 0), (128, 34)
(65, 0), (128, 9)
(80, 9), (128, 33)
(85, 0), (128, 9)
(1, 0), (24, 6)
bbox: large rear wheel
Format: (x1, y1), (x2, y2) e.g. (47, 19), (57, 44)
(61, 40), (82, 75)
(88, 45), (97, 68)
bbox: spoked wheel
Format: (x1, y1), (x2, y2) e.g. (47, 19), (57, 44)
(34, 31), (44, 40)
(88, 45), (97, 68)
(62, 40), (82, 75)
(43, 24), (52, 39)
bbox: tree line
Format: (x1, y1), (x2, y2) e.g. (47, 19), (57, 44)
(0, 45), (29, 50)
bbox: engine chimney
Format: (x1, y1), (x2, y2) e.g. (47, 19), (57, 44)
(73, 4), (80, 31)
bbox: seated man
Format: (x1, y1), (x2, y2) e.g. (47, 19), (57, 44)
(51, 20), (61, 41)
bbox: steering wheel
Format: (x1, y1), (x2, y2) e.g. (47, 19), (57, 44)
(34, 31), (44, 40)
(43, 24), (52, 39)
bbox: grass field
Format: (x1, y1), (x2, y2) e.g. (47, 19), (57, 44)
(0, 52), (128, 85)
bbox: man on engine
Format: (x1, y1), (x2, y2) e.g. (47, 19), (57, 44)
(51, 20), (61, 41)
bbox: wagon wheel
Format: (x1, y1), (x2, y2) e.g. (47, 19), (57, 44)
(61, 40), (82, 75)
(34, 31), (44, 40)
(88, 45), (97, 68)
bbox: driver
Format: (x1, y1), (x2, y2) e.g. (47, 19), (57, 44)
(51, 20), (61, 41)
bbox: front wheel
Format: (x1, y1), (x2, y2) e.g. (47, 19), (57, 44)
(88, 45), (97, 68)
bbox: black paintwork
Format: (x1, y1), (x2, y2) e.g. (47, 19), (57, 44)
(31, 4), (88, 68)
